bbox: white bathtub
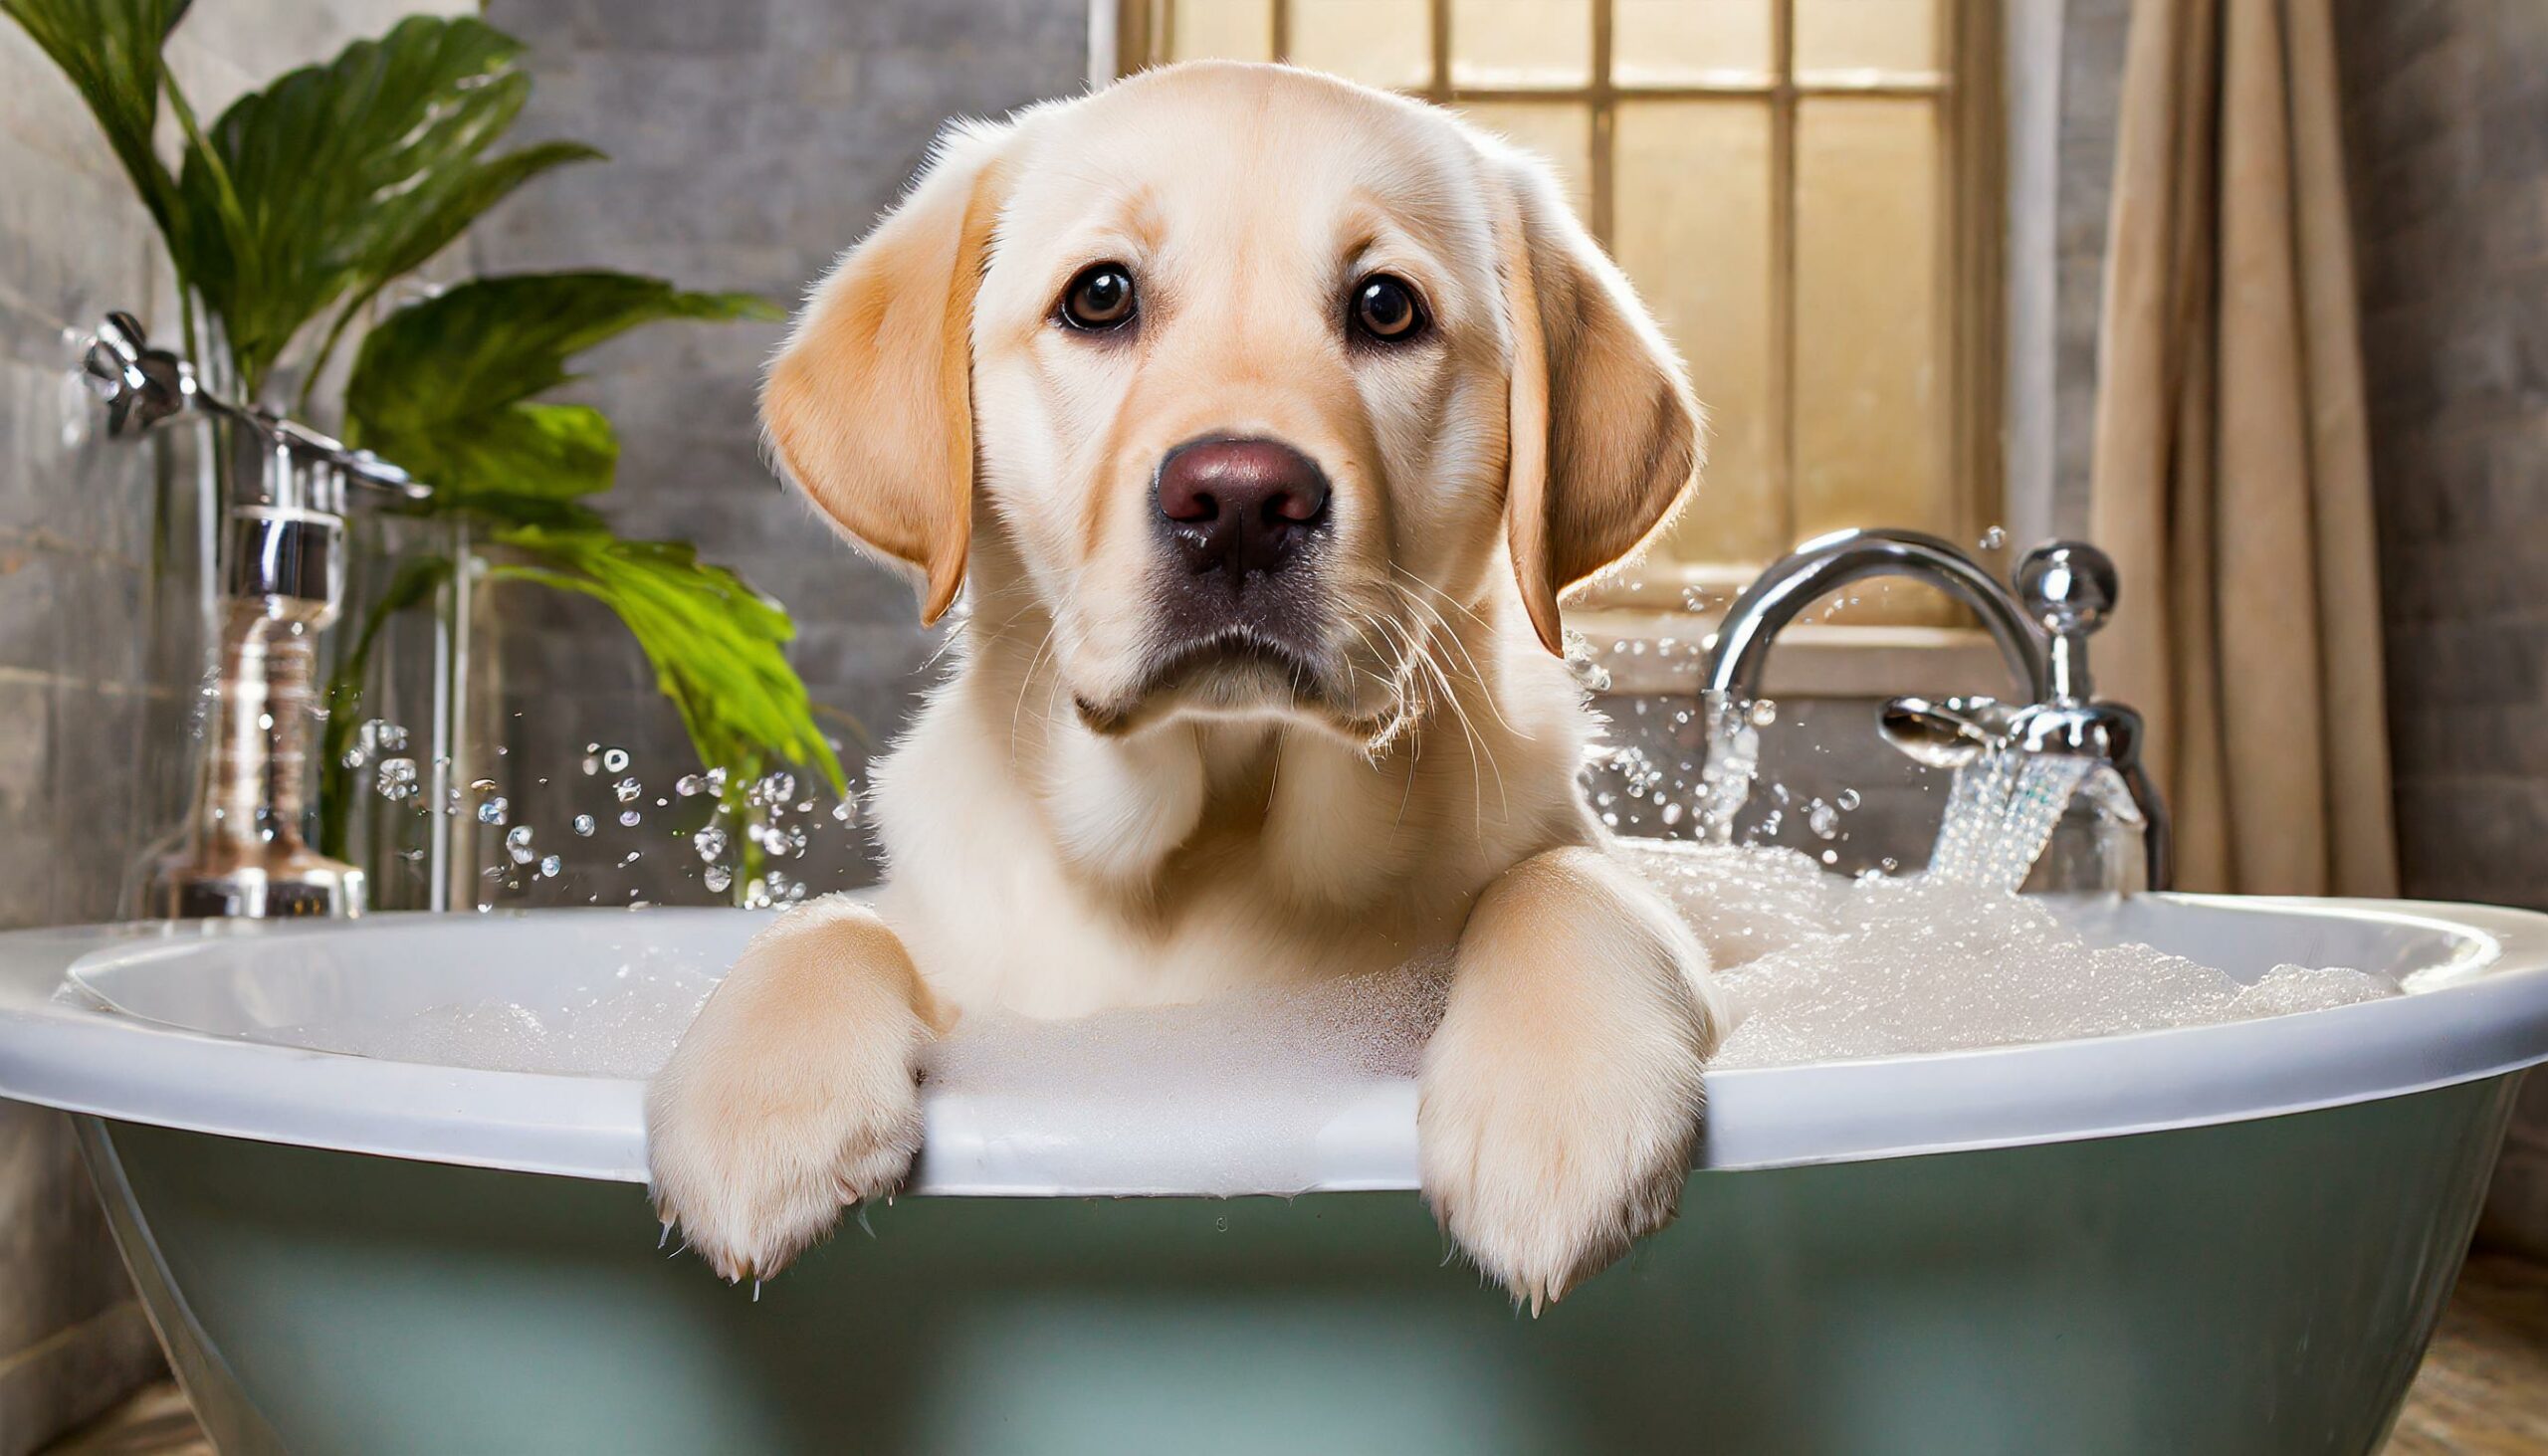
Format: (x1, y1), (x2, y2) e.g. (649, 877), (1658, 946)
(2, 893), (2546, 1454)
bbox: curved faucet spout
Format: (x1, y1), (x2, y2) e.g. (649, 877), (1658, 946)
(1697, 529), (2171, 892)
(1703, 528), (2049, 703)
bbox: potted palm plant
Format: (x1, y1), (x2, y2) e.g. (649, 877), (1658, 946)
(5, 1), (843, 905)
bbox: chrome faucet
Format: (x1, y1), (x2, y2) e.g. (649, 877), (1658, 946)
(1702, 527), (2171, 892)
(85, 314), (430, 917)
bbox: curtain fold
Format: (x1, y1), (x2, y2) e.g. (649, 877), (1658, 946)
(2088, 0), (2397, 897)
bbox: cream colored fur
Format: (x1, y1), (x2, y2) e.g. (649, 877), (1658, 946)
(648, 61), (1722, 1307)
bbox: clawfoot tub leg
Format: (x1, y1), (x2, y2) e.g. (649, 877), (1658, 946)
(1418, 846), (1725, 1311)
(646, 895), (937, 1283)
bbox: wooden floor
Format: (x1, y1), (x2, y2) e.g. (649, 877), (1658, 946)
(2385, 1252), (2548, 1455)
(41, 1252), (2548, 1454)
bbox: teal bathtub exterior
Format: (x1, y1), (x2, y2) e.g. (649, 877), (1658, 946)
(80, 1076), (2517, 1456)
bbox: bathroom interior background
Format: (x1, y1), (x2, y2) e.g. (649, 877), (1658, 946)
(0, 0), (2539, 1445)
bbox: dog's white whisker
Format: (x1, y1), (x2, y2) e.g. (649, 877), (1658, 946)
(1009, 618), (1064, 750)
(1390, 567), (1532, 742)
(1379, 591), (1505, 834)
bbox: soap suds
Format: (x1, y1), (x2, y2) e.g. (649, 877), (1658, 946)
(236, 845), (2398, 1086)
(921, 956), (1451, 1192)
(1618, 842), (2396, 1068)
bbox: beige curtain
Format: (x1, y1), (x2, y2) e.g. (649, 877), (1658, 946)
(2088, 0), (2397, 897)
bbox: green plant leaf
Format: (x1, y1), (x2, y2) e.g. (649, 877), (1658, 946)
(343, 272), (771, 518)
(1, 0), (190, 242)
(298, 138), (601, 410)
(487, 526), (845, 801)
(177, 16), (600, 396)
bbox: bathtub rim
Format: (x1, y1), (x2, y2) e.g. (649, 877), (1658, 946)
(0, 893), (2540, 1195)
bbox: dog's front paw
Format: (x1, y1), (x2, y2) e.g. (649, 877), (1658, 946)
(1418, 1014), (1702, 1311)
(645, 898), (932, 1282)
(1418, 848), (1717, 1310)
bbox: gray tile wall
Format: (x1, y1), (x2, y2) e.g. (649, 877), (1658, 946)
(2331, 0), (2548, 1257)
(0, 6), (456, 1448)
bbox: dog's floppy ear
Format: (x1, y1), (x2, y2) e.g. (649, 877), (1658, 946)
(763, 121), (1015, 624)
(1493, 151), (1703, 654)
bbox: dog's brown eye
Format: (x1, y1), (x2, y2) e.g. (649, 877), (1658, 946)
(1350, 275), (1424, 343)
(1060, 263), (1137, 329)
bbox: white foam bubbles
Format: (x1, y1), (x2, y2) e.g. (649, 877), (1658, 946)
(921, 956), (1451, 1194)
(1615, 842), (2398, 1069)
(244, 846), (2399, 1098)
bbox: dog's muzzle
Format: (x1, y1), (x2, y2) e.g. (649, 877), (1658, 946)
(1080, 436), (1345, 731)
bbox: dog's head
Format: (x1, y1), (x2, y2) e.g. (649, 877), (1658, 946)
(765, 63), (1698, 744)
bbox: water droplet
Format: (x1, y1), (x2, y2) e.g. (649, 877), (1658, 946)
(1979, 524), (2009, 551)
(831, 792), (860, 825)
(618, 809), (642, 828)
(375, 757), (419, 801)
(470, 778), (498, 795)
(694, 824), (729, 862)
(613, 777), (642, 804)
(676, 773), (707, 797)
(477, 796), (509, 826)
(572, 814), (596, 837)
(602, 747), (631, 773)
(505, 825), (535, 864)
(538, 854), (561, 879)
(1748, 698), (1780, 728)
(1659, 801), (1684, 826)
(1836, 788), (1862, 812)
(757, 771), (796, 804)
(703, 864), (733, 894)
(1807, 801), (1840, 839)
(580, 754), (601, 776)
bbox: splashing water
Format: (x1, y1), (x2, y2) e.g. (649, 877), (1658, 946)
(294, 694), (2395, 1098)
(1694, 690), (1764, 845)
(1925, 747), (2094, 892)
(354, 731), (863, 911)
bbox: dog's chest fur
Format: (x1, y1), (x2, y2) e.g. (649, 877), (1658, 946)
(865, 633), (1594, 1022)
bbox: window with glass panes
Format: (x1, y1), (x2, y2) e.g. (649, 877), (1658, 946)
(1115, 0), (2002, 626)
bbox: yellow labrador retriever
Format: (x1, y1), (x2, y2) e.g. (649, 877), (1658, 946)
(647, 60), (1722, 1309)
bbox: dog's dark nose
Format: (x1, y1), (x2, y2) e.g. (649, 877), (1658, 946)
(1155, 437), (1331, 580)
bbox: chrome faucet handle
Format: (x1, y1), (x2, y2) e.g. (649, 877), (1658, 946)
(77, 312), (430, 506)
(2009, 540), (2171, 890)
(82, 312), (197, 438)
(2015, 541), (2117, 705)
(1879, 694), (2015, 770)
